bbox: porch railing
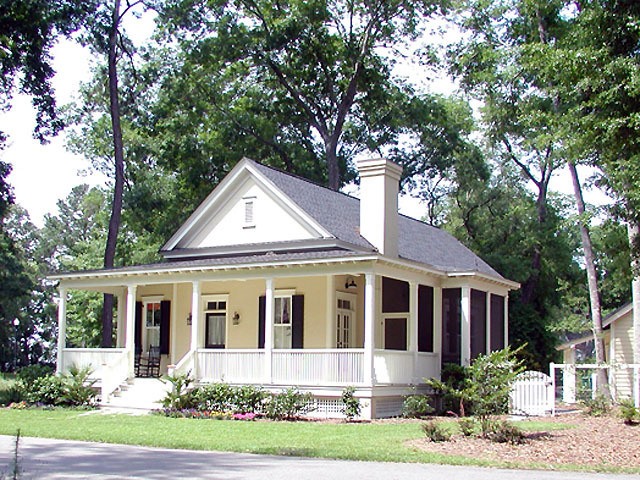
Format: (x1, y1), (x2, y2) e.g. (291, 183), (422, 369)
(197, 349), (265, 383)
(374, 350), (439, 385)
(272, 349), (364, 385)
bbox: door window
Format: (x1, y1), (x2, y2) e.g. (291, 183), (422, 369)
(274, 296), (292, 349)
(336, 294), (356, 348)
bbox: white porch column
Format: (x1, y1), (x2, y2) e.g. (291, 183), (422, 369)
(409, 281), (418, 382)
(190, 280), (201, 379)
(503, 295), (509, 347)
(485, 292), (492, 354)
(116, 290), (125, 348)
(171, 283), (178, 364)
(56, 286), (67, 374)
(125, 284), (137, 378)
(461, 287), (471, 366)
(325, 275), (336, 348)
(363, 273), (376, 387)
(264, 278), (275, 383)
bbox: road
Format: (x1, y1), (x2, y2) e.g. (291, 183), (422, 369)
(1, 435), (638, 480)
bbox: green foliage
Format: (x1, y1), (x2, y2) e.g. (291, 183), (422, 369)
(16, 364), (53, 385)
(194, 382), (236, 412)
(0, 383), (23, 406)
(23, 366), (96, 407)
(161, 372), (195, 410)
(340, 386), (361, 421)
(425, 363), (468, 415)
(457, 417), (477, 437)
(618, 399), (640, 426)
(421, 421), (451, 442)
(464, 347), (525, 429)
(263, 388), (313, 421)
(26, 376), (67, 406)
(581, 394), (612, 417)
(401, 393), (434, 419)
(484, 419), (526, 445)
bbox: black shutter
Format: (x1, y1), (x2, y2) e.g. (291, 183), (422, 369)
(134, 301), (143, 353)
(292, 295), (304, 349)
(160, 300), (171, 354)
(258, 296), (266, 348)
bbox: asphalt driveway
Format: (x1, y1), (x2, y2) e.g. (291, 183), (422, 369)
(1, 435), (638, 480)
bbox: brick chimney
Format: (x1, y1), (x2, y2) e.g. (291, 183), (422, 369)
(356, 157), (403, 257)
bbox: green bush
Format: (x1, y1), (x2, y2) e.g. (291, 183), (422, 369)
(63, 366), (97, 406)
(458, 417), (477, 436)
(485, 419), (526, 444)
(581, 394), (612, 417)
(425, 363), (469, 415)
(162, 372), (195, 410)
(401, 393), (434, 418)
(618, 398), (639, 425)
(422, 421), (451, 442)
(232, 385), (266, 414)
(263, 388), (313, 420)
(195, 383), (235, 412)
(0, 383), (24, 406)
(341, 386), (361, 421)
(26, 376), (67, 406)
(16, 364), (53, 385)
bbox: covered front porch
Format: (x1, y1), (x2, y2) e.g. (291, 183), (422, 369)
(53, 258), (512, 418)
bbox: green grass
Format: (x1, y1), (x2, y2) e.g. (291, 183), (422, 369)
(0, 409), (637, 474)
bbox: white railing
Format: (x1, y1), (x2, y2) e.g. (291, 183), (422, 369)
(272, 349), (364, 385)
(197, 349), (265, 383)
(60, 348), (127, 374)
(415, 352), (440, 382)
(374, 350), (439, 384)
(170, 350), (196, 378)
(99, 350), (130, 402)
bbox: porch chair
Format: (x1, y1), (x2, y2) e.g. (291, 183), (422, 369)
(134, 346), (143, 377)
(140, 346), (161, 378)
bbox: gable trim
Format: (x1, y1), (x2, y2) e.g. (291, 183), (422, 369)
(162, 158), (332, 252)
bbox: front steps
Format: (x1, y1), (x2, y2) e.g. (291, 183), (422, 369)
(100, 377), (171, 414)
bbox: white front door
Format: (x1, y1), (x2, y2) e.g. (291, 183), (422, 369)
(336, 293), (356, 348)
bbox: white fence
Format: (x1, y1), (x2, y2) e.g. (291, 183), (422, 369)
(510, 371), (554, 416)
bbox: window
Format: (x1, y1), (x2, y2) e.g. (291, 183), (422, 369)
(143, 301), (162, 352)
(203, 296), (228, 349)
(274, 296), (292, 349)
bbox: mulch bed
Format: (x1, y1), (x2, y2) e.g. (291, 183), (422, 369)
(407, 413), (640, 470)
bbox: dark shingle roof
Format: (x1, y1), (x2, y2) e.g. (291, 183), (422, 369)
(251, 160), (502, 278)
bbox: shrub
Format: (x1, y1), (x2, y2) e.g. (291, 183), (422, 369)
(341, 386), (361, 421)
(63, 366), (97, 406)
(425, 363), (469, 415)
(26, 375), (67, 406)
(263, 388), (313, 420)
(618, 398), (640, 425)
(581, 394), (612, 417)
(0, 382), (24, 406)
(195, 383), (235, 412)
(16, 364), (53, 385)
(402, 393), (434, 418)
(485, 419), (526, 445)
(458, 417), (477, 436)
(422, 421), (451, 442)
(162, 372), (195, 410)
(232, 385), (266, 414)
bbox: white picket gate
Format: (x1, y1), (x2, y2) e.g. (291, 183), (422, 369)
(510, 371), (554, 416)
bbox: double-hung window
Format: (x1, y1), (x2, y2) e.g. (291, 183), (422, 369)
(203, 295), (228, 349)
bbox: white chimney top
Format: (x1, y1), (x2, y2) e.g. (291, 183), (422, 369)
(356, 157), (403, 257)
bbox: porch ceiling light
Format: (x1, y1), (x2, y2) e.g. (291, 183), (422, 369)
(345, 277), (357, 289)
(186, 313), (192, 325)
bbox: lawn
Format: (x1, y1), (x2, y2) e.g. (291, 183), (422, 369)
(0, 408), (595, 472)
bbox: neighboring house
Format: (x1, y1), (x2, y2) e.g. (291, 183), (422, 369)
(557, 302), (638, 401)
(51, 157), (518, 418)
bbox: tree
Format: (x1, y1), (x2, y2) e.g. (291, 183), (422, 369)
(0, 0), (90, 145)
(155, 0), (449, 190)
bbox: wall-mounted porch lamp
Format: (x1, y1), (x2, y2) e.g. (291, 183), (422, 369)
(232, 312), (241, 325)
(345, 277), (357, 289)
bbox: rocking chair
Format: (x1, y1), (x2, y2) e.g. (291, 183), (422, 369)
(139, 346), (161, 377)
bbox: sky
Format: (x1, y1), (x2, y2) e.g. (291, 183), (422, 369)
(0, 20), (612, 229)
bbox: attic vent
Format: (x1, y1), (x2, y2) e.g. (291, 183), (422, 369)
(243, 196), (256, 228)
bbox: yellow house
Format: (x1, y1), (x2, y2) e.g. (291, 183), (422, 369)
(51, 157), (519, 418)
(558, 303), (639, 402)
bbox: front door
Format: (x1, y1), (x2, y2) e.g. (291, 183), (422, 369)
(336, 293), (356, 348)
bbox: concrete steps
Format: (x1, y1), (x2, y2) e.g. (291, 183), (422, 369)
(100, 378), (171, 413)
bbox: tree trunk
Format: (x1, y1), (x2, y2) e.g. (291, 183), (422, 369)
(519, 179), (548, 306)
(326, 136), (340, 191)
(102, 0), (125, 348)
(569, 161), (610, 397)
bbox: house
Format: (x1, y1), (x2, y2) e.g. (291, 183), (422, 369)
(51, 157), (519, 418)
(557, 302), (639, 403)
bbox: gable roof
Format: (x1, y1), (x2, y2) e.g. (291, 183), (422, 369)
(163, 158), (503, 279)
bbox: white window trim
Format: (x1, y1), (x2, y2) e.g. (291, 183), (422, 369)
(202, 294), (229, 348)
(243, 195), (257, 229)
(381, 312), (409, 350)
